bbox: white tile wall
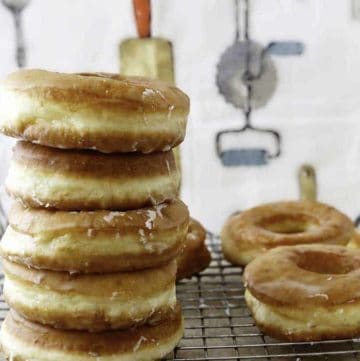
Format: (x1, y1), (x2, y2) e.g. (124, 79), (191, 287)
(1, 0), (360, 232)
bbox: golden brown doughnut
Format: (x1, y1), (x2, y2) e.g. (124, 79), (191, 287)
(176, 218), (211, 280)
(1, 199), (189, 273)
(245, 244), (360, 341)
(221, 201), (354, 266)
(6, 141), (180, 211)
(3, 259), (177, 332)
(1, 305), (183, 361)
(0, 69), (189, 153)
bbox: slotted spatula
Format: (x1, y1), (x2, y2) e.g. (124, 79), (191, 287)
(119, 0), (181, 185)
(119, 0), (174, 83)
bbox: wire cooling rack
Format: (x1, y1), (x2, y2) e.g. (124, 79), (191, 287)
(0, 233), (359, 360)
(166, 233), (360, 361)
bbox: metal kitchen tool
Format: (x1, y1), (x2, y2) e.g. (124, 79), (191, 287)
(216, 0), (304, 166)
(119, 0), (174, 83)
(298, 164), (317, 201)
(215, 112), (281, 166)
(217, 40), (278, 111)
(2, 0), (29, 67)
(119, 0), (182, 188)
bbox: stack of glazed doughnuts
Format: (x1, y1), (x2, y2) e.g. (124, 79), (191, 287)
(222, 200), (360, 341)
(0, 69), (206, 360)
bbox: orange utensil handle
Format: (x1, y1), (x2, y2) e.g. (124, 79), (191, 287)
(133, 0), (151, 38)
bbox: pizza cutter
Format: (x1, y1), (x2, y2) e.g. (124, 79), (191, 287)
(216, 0), (304, 166)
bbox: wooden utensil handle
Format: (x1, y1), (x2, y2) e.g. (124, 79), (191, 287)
(298, 164), (317, 201)
(133, 0), (151, 38)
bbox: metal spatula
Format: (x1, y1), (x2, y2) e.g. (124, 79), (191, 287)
(119, 0), (174, 83)
(119, 0), (182, 188)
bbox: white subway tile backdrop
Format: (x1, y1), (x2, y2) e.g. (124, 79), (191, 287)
(0, 0), (359, 232)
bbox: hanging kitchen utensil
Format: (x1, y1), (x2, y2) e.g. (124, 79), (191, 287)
(217, 40), (277, 111)
(298, 164), (317, 201)
(119, 0), (174, 83)
(215, 120), (281, 166)
(119, 0), (182, 190)
(216, 0), (304, 166)
(2, 0), (29, 68)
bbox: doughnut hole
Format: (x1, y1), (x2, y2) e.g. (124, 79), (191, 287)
(296, 249), (358, 275)
(258, 213), (320, 234)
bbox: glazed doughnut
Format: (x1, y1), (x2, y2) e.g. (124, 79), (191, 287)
(3, 259), (177, 331)
(221, 201), (354, 266)
(245, 244), (360, 341)
(176, 218), (211, 280)
(1, 200), (189, 273)
(0, 69), (189, 153)
(6, 141), (180, 210)
(1, 305), (183, 361)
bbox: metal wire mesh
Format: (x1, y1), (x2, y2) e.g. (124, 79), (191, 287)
(0, 233), (359, 360)
(166, 233), (360, 361)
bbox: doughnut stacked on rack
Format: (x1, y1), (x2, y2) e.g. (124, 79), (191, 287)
(0, 69), (190, 361)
